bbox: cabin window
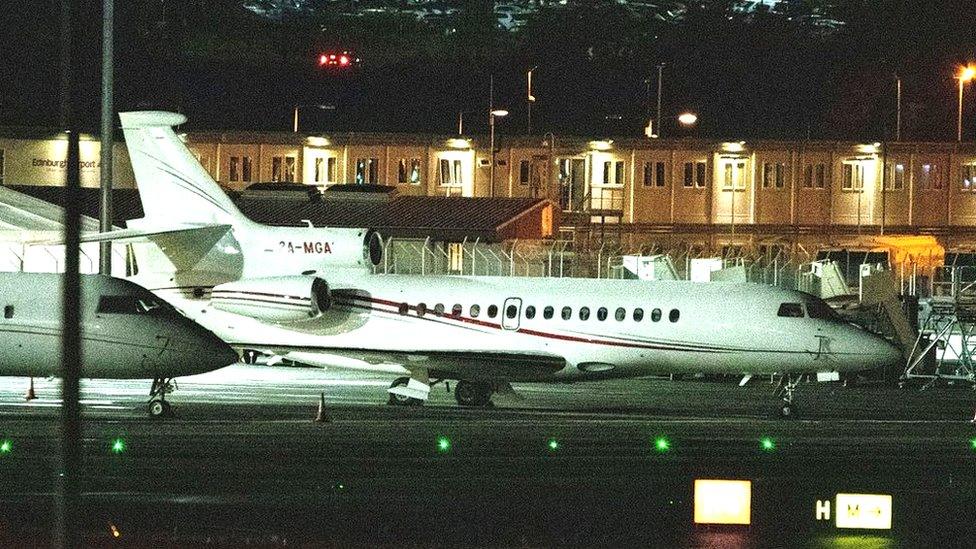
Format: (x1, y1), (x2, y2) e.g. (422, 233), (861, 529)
(416, 303), (427, 317)
(561, 306), (572, 320)
(543, 306), (554, 319)
(452, 304), (462, 317)
(525, 305), (536, 319)
(633, 308), (644, 321)
(777, 303), (805, 318)
(615, 307), (626, 321)
(506, 305), (518, 319)
(3, 305), (12, 319)
(434, 303), (445, 316)
(579, 307), (590, 321)
(651, 308), (662, 322)
(597, 307), (608, 321)
(488, 305), (498, 318)
(398, 303), (408, 315)
(669, 309), (680, 322)
(470, 304), (481, 318)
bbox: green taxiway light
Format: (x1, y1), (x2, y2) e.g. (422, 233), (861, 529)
(654, 437), (671, 453)
(0, 440), (11, 454)
(547, 438), (560, 451)
(436, 436), (451, 453)
(760, 437), (776, 452)
(970, 438), (976, 450)
(111, 438), (126, 454)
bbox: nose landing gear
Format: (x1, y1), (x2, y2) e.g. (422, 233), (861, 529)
(148, 377), (176, 418)
(774, 375), (800, 418)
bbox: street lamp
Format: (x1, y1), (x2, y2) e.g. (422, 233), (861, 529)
(489, 109), (509, 198)
(958, 65), (976, 142)
(645, 111), (698, 138)
(527, 66), (537, 134)
(293, 104), (335, 133)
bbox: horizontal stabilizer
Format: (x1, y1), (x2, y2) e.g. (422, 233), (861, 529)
(26, 223), (231, 246)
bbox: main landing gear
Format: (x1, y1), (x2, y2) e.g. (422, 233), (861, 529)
(148, 377), (176, 418)
(454, 380), (493, 407)
(774, 375), (800, 418)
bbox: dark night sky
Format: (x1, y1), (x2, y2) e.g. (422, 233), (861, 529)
(2, 0), (976, 141)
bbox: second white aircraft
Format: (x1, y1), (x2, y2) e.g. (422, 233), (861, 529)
(101, 111), (900, 416)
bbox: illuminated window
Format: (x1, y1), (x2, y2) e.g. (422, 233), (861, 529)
(470, 304), (480, 318)
(561, 306), (572, 320)
(579, 307), (590, 321)
(487, 305), (498, 318)
(651, 308), (662, 322)
(615, 307), (626, 321)
(919, 163), (944, 190)
(669, 309), (680, 322)
(722, 160), (747, 190)
(633, 308), (644, 321)
(525, 305), (536, 319)
(355, 157), (379, 185)
(842, 163), (864, 191)
(543, 306), (554, 319)
(597, 307), (608, 321)
(962, 164), (976, 192)
(601, 161), (625, 186)
(271, 156), (297, 182)
(439, 159), (463, 188)
(229, 156), (239, 182)
(398, 158), (422, 185)
(447, 242), (464, 273)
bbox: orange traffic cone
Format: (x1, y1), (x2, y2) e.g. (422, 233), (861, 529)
(314, 392), (329, 423)
(25, 377), (36, 401)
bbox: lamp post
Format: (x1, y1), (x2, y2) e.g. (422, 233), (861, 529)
(293, 104), (335, 133)
(958, 66), (976, 142)
(489, 109), (508, 198)
(527, 66), (537, 134)
(655, 64), (664, 138)
(895, 75), (902, 141)
(645, 111), (698, 138)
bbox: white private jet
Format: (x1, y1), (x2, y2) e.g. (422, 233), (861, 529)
(0, 271), (238, 416)
(95, 111), (900, 417)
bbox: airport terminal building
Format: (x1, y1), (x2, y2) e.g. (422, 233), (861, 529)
(2, 127), (975, 283)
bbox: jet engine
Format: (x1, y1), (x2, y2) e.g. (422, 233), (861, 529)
(210, 276), (331, 323)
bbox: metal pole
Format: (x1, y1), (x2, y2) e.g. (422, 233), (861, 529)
(655, 64), (663, 139)
(490, 113), (496, 198)
(958, 77), (965, 142)
(56, 0), (83, 546)
(895, 76), (902, 141)
(98, 0), (114, 275)
(457, 111), (463, 135)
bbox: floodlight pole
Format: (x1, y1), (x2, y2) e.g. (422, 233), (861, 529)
(98, 0), (114, 275)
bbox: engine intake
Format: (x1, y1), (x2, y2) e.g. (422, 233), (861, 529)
(211, 276), (331, 323)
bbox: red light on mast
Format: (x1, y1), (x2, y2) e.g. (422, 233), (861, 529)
(339, 55), (350, 66)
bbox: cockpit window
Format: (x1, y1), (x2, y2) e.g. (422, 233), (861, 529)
(98, 295), (165, 315)
(777, 303), (805, 318)
(806, 299), (842, 322)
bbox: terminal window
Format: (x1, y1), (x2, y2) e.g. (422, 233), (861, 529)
(398, 158), (421, 185)
(439, 159), (463, 188)
(919, 163), (944, 190)
(803, 164), (827, 189)
(519, 160), (530, 186)
(684, 161), (707, 188)
(355, 158), (379, 185)
(601, 161), (625, 186)
(762, 162), (786, 189)
(885, 162), (905, 191)
(272, 156), (296, 182)
(962, 164), (976, 191)
(841, 163), (864, 191)
(643, 161), (666, 187)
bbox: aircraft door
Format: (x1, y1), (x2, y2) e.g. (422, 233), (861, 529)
(502, 297), (522, 330)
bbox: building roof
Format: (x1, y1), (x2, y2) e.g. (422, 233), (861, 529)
(10, 185), (553, 242)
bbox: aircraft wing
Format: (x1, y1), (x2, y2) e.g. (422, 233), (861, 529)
(251, 347), (567, 381)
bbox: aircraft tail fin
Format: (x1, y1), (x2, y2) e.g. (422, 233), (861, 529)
(119, 111), (246, 228)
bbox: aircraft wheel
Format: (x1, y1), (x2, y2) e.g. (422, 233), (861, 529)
(148, 399), (167, 418)
(242, 349), (259, 365)
(455, 380), (492, 407)
(387, 376), (422, 406)
(779, 402), (794, 419)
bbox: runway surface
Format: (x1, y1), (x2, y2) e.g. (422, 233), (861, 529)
(1, 364), (975, 547)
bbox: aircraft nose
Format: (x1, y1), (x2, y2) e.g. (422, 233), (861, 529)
(864, 332), (903, 368)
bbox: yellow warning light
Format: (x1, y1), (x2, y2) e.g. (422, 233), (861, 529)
(835, 493), (892, 530)
(693, 479), (752, 525)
